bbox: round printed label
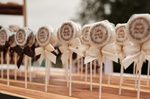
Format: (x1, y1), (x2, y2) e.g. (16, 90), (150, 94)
(59, 23), (74, 42)
(89, 23), (109, 47)
(116, 25), (128, 45)
(82, 26), (90, 44)
(127, 17), (150, 43)
(16, 29), (26, 46)
(37, 27), (51, 46)
(0, 30), (7, 45)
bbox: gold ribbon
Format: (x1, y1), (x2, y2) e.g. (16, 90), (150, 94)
(122, 40), (150, 70)
(84, 43), (118, 65)
(59, 38), (84, 65)
(35, 44), (56, 65)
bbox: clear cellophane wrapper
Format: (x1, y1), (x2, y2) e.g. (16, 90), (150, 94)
(126, 14), (150, 44)
(88, 20), (111, 47)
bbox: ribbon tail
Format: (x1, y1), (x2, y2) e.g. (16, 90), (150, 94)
(118, 52), (123, 60)
(98, 57), (102, 66)
(17, 54), (24, 68)
(84, 56), (98, 64)
(61, 51), (69, 65)
(59, 46), (64, 53)
(69, 47), (84, 57)
(145, 55), (150, 61)
(25, 51), (34, 58)
(35, 47), (44, 56)
(46, 51), (56, 64)
(138, 51), (145, 71)
(35, 55), (41, 61)
(39, 52), (46, 65)
(77, 55), (82, 59)
(45, 44), (55, 52)
(102, 50), (118, 63)
(122, 52), (140, 69)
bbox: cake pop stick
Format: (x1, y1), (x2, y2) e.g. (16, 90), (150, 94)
(0, 33), (6, 80)
(66, 59), (69, 87)
(99, 63), (102, 99)
(45, 57), (48, 92)
(48, 30), (57, 81)
(33, 61), (36, 77)
(31, 43), (41, 78)
(133, 62), (136, 79)
(115, 23), (131, 94)
(119, 58), (123, 95)
(15, 27), (35, 88)
(94, 60), (96, 76)
(1, 52), (3, 78)
(90, 61), (92, 91)
(14, 52), (17, 80)
(29, 57), (32, 82)
(48, 60), (51, 80)
(24, 55), (27, 88)
(134, 62), (137, 90)
(35, 25), (57, 92)
(108, 60), (112, 87)
(57, 28), (69, 86)
(47, 59), (52, 83)
(7, 50), (9, 85)
(19, 66), (22, 76)
(59, 47), (69, 87)
(107, 23), (116, 87)
(77, 55), (80, 74)
(69, 53), (72, 96)
(120, 59), (124, 84)
(112, 62), (114, 76)
(0, 28), (17, 85)
(137, 66), (142, 99)
(79, 44), (91, 85)
(147, 60), (150, 86)
(81, 57), (83, 79)
(60, 37), (83, 96)
(78, 25), (91, 85)
(58, 21), (83, 96)
(85, 63), (88, 84)
(85, 20), (118, 99)
(0, 44), (5, 79)
(122, 14), (150, 99)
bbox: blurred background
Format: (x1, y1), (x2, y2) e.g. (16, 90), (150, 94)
(0, 0), (80, 31)
(0, 0), (150, 75)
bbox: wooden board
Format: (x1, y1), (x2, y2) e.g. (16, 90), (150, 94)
(0, 70), (150, 99)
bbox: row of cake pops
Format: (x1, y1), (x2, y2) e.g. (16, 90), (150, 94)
(57, 13), (150, 99)
(0, 13), (150, 99)
(0, 21), (115, 99)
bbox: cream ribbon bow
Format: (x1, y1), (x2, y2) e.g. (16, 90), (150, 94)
(77, 44), (90, 59)
(122, 40), (150, 71)
(115, 42), (132, 60)
(59, 38), (84, 65)
(35, 44), (56, 65)
(84, 43), (118, 65)
(115, 44), (124, 59)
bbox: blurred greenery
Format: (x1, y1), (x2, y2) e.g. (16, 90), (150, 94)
(31, 59), (45, 67)
(113, 59), (149, 75)
(74, 0), (150, 25)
